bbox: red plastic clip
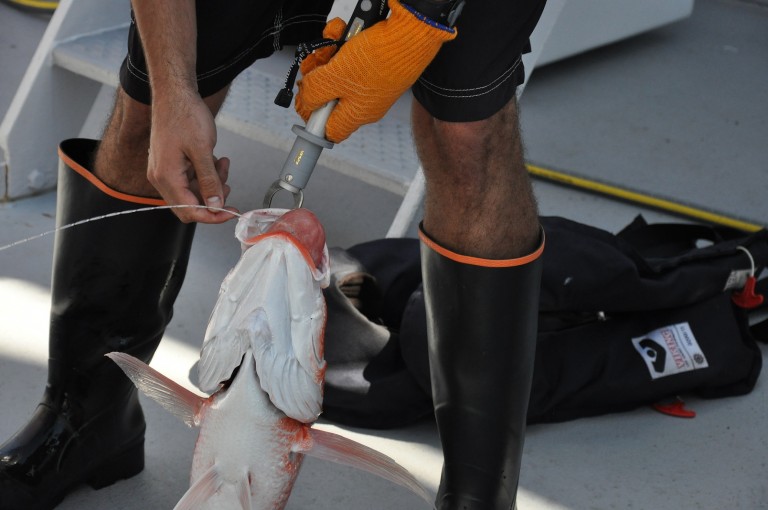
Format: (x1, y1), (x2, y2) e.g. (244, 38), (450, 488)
(732, 246), (764, 309)
(732, 275), (764, 309)
(652, 398), (696, 419)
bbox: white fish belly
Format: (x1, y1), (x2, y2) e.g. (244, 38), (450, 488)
(190, 354), (307, 509)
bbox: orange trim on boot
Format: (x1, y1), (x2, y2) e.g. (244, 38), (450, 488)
(419, 226), (545, 268)
(58, 146), (166, 207)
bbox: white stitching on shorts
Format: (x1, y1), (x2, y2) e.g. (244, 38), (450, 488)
(417, 56), (522, 99)
(273, 8), (283, 52)
(126, 54), (149, 84)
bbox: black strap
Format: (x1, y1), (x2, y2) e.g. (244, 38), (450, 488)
(617, 220), (736, 257)
(274, 38), (342, 107)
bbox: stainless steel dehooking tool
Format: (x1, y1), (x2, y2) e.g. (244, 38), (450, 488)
(263, 0), (389, 209)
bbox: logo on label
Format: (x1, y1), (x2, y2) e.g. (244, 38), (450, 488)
(632, 322), (709, 379)
(636, 338), (667, 373)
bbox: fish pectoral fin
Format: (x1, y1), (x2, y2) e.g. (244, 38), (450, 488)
(238, 474), (252, 510)
(173, 464), (223, 510)
(106, 352), (205, 428)
(303, 428), (435, 508)
(198, 308), (265, 394)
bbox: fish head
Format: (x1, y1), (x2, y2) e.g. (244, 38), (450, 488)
(267, 208), (326, 270)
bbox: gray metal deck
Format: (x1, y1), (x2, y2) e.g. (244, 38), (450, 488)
(520, 0), (768, 228)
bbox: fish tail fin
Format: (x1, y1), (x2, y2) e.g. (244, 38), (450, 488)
(106, 352), (205, 427)
(173, 463), (223, 510)
(303, 429), (435, 508)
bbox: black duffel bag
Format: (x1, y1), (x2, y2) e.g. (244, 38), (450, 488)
(321, 216), (767, 428)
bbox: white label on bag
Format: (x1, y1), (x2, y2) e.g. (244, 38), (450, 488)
(632, 322), (709, 380)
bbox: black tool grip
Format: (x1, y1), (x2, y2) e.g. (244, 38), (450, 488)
(342, 0), (390, 42)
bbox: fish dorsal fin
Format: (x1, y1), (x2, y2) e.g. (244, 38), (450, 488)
(301, 428), (435, 508)
(173, 464), (223, 510)
(106, 352), (206, 427)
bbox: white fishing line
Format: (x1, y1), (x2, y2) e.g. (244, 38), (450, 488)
(0, 205), (242, 253)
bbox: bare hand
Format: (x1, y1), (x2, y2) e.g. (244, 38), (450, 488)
(147, 91), (239, 223)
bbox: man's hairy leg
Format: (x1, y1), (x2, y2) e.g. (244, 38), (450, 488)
(412, 98), (539, 259)
(94, 86), (229, 197)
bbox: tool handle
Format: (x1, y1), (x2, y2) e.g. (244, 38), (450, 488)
(342, 0), (391, 42)
(264, 0), (389, 208)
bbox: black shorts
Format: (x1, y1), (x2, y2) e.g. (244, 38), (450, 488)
(119, 0), (334, 105)
(119, 0), (547, 122)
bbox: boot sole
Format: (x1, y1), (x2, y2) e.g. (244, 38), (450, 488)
(9, 437), (146, 510)
(86, 435), (145, 490)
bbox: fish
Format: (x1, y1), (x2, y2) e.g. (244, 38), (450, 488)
(198, 207), (332, 424)
(107, 208), (433, 509)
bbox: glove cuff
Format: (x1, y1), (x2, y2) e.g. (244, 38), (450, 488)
(389, 0), (458, 41)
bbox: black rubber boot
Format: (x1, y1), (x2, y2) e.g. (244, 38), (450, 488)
(0, 139), (196, 510)
(420, 225), (544, 510)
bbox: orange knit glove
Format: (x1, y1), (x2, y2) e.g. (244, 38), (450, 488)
(295, 0), (457, 143)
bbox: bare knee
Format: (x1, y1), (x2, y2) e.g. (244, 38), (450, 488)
(414, 100), (524, 176)
(413, 99), (530, 202)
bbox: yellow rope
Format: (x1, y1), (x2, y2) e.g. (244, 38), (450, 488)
(6, 0), (58, 10)
(526, 163), (764, 232)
